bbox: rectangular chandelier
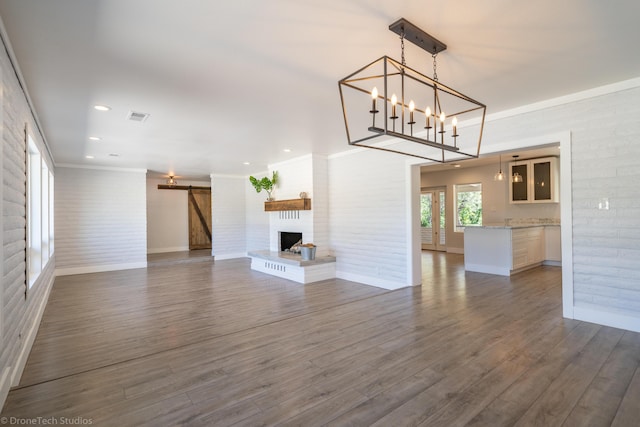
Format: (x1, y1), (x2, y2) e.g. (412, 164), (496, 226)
(338, 19), (486, 163)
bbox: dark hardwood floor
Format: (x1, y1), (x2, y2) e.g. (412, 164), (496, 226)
(1, 252), (639, 426)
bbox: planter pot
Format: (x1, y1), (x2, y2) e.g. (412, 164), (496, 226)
(300, 246), (316, 261)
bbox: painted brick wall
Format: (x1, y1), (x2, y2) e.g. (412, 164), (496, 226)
(266, 155), (313, 251)
(311, 155), (330, 252)
(211, 175), (246, 259)
(55, 166), (147, 275)
(328, 149), (410, 289)
(245, 177), (269, 253)
(481, 86), (640, 329)
(1, 31), (56, 406)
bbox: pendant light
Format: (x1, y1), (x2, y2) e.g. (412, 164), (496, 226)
(338, 18), (486, 163)
(494, 155), (505, 181)
(512, 155), (523, 183)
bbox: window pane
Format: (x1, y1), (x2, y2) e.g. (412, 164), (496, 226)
(49, 171), (54, 254)
(454, 183), (482, 232)
(27, 137), (42, 287)
(42, 161), (49, 262)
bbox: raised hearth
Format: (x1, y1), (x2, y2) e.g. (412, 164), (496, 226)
(248, 250), (336, 284)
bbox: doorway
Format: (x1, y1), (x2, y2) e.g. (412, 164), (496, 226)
(420, 187), (446, 251)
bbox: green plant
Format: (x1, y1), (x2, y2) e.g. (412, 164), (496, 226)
(249, 171), (279, 200)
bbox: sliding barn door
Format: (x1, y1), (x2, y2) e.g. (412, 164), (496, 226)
(188, 188), (212, 250)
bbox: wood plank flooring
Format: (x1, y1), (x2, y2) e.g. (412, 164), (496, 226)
(2, 252), (639, 426)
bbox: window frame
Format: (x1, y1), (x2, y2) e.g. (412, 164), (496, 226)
(453, 182), (483, 233)
(26, 129), (54, 293)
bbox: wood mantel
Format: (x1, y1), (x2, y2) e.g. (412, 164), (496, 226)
(264, 198), (311, 211)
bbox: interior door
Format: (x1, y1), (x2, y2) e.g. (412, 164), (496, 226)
(421, 188), (446, 251)
(188, 188), (212, 250)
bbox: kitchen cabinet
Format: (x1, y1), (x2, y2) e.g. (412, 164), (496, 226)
(509, 157), (559, 204)
(464, 225), (558, 276)
(544, 225), (562, 263)
(511, 227), (544, 270)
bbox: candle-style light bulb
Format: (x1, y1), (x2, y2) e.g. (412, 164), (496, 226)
(371, 87), (379, 111)
(408, 100), (416, 134)
(425, 106), (432, 132)
(452, 116), (458, 135)
(390, 94), (398, 119)
(370, 87), (379, 127)
(439, 111), (446, 143)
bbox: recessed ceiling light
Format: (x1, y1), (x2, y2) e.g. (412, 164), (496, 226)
(89, 136), (101, 141)
(85, 155), (95, 159)
(243, 162), (250, 165)
(452, 164), (461, 168)
(94, 105), (111, 111)
(283, 149), (291, 153)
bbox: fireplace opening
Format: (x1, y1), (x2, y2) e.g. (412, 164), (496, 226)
(279, 232), (303, 253)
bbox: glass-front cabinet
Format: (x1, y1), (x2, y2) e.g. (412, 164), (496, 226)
(509, 157), (559, 204)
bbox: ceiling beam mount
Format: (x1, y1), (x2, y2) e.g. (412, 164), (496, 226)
(388, 18), (447, 55)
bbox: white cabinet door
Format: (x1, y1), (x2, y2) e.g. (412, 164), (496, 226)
(511, 227), (544, 270)
(509, 157), (559, 204)
(544, 226), (562, 262)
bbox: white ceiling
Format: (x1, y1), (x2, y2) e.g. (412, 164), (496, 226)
(0, 0), (639, 178)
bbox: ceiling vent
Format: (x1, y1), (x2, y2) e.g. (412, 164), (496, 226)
(127, 110), (150, 122)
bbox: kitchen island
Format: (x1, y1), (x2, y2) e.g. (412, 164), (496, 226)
(464, 224), (560, 276)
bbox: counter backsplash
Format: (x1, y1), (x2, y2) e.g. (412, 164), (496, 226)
(504, 217), (560, 226)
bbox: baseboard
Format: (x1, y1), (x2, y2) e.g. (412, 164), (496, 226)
(464, 263), (511, 276)
(2, 266), (56, 410)
(55, 261), (147, 276)
(336, 271), (412, 290)
(146, 246), (189, 254)
(214, 252), (247, 260)
(543, 260), (562, 267)
(0, 366), (11, 415)
(11, 273), (55, 386)
(573, 306), (640, 333)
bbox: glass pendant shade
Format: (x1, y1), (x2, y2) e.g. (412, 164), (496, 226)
(511, 155), (523, 183)
(494, 155), (504, 181)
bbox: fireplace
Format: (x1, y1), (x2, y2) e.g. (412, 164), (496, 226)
(279, 232), (302, 253)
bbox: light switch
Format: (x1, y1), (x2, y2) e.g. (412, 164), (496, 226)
(598, 198), (610, 210)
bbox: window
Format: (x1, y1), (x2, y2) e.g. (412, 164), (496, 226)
(454, 183), (482, 232)
(26, 133), (54, 290)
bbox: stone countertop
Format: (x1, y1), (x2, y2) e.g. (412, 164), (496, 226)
(469, 224), (560, 230)
(248, 250), (336, 266)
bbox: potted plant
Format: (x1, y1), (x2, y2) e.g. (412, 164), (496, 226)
(249, 171), (279, 201)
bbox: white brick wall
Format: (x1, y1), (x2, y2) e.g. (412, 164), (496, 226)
(481, 85), (640, 331)
(329, 149), (410, 289)
(55, 166), (147, 275)
(211, 175), (246, 259)
(245, 176), (269, 252)
(312, 155), (330, 252)
(1, 30), (56, 407)
(264, 154), (331, 255)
